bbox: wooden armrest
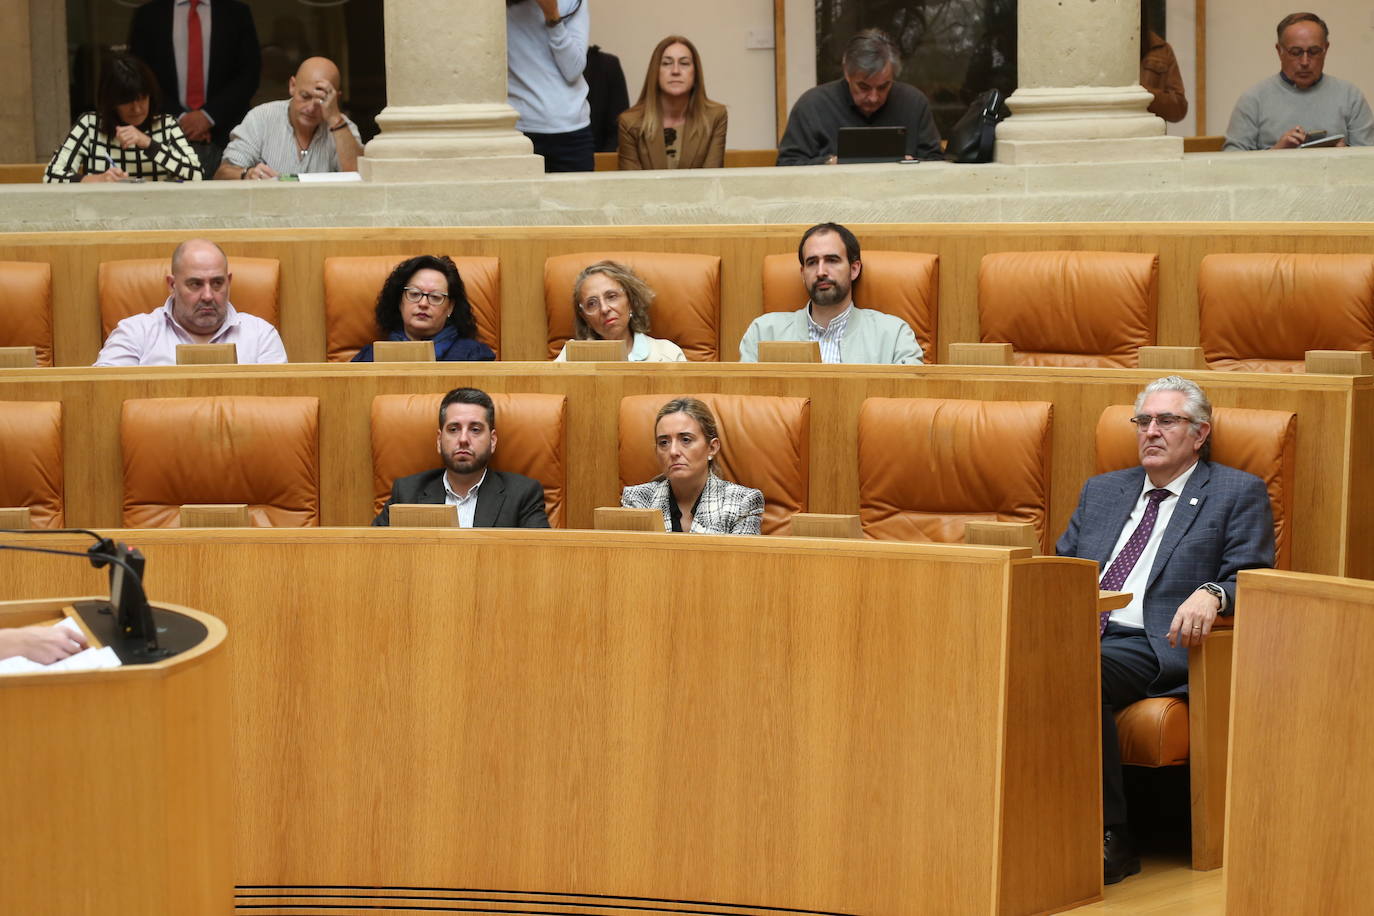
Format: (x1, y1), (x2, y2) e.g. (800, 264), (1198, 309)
(1098, 590), (1131, 613)
(1093, 590), (1126, 612)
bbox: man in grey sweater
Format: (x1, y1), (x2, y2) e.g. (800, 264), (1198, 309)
(738, 222), (923, 365)
(776, 29), (942, 166)
(1223, 11), (1374, 150)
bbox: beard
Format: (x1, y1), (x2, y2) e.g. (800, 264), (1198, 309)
(443, 446), (492, 476)
(808, 276), (850, 307)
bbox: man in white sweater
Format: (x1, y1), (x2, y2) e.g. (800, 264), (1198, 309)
(1223, 11), (1374, 150)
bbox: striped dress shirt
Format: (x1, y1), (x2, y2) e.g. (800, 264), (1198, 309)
(221, 99), (363, 176)
(43, 113), (202, 183)
(806, 303), (853, 364)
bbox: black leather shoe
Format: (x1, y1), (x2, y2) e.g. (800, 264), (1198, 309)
(1103, 826), (1141, 885)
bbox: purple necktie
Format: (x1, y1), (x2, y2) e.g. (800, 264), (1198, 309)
(1099, 488), (1172, 635)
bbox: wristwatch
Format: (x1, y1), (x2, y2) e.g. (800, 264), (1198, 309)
(1197, 582), (1226, 607)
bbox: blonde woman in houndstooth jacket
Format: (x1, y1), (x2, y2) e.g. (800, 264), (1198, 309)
(621, 397), (764, 534)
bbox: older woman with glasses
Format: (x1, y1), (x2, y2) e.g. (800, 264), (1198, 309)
(352, 255), (495, 362)
(553, 260), (686, 362)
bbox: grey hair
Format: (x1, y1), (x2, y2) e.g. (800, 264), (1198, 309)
(842, 29), (902, 80)
(1135, 375), (1212, 460)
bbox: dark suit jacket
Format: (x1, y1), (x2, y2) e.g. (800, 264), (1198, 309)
(617, 101), (727, 170)
(1056, 460), (1274, 696)
(584, 45), (629, 153)
(371, 467), (550, 529)
(129, 0), (262, 149)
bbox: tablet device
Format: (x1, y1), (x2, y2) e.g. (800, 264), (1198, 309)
(1299, 133), (1343, 149)
(836, 126), (907, 164)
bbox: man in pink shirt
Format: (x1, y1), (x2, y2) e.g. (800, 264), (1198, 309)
(95, 238), (287, 366)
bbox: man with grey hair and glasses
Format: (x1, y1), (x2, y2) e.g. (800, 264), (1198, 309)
(1056, 376), (1274, 885)
(1223, 11), (1374, 150)
(776, 28), (942, 165)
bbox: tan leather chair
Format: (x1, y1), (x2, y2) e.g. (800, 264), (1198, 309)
(0, 401), (63, 528)
(618, 393), (810, 535)
(858, 397), (1054, 549)
(544, 252), (721, 360)
(1199, 253), (1374, 371)
(121, 396), (320, 527)
(0, 262), (54, 366)
(760, 250), (939, 361)
(98, 256), (281, 338)
(978, 251), (1158, 367)
(369, 393), (567, 527)
(1095, 403), (1296, 870)
(323, 255), (501, 361)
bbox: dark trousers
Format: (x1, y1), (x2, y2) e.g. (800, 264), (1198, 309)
(1100, 622), (1160, 828)
(190, 141), (223, 180)
(525, 125), (595, 172)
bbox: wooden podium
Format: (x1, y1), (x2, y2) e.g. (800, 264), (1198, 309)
(0, 597), (231, 916)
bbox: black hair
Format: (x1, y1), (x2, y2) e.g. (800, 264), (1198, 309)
(438, 387), (496, 429)
(374, 254), (478, 340)
(797, 222), (862, 269)
(96, 53), (162, 137)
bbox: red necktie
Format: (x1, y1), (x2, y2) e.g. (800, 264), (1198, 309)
(1098, 488), (1171, 634)
(186, 0), (205, 111)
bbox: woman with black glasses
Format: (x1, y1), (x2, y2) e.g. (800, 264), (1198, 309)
(351, 255), (496, 362)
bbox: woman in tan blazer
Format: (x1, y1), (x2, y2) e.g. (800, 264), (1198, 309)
(617, 35), (727, 170)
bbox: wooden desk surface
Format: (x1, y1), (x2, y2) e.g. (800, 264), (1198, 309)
(0, 529), (1103, 916)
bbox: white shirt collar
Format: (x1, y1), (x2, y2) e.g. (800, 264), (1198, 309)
(1142, 459), (1199, 498)
(443, 467), (488, 502)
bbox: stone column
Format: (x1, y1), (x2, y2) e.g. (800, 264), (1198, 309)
(361, 0), (543, 182)
(995, 0), (1182, 164)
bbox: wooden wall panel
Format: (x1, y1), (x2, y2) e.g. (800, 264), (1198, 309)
(1226, 570), (1374, 914)
(2, 222), (1373, 367)
(0, 531), (1103, 916)
(0, 363), (1366, 579)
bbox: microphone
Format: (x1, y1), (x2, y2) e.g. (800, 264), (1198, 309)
(0, 529), (166, 659)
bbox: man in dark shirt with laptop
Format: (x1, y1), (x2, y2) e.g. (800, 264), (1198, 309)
(776, 28), (943, 165)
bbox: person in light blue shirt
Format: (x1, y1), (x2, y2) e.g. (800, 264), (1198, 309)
(506, 0), (593, 171)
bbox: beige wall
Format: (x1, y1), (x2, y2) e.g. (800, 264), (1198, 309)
(1206, 3), (1374, 138)
(590, 0), (780, 150)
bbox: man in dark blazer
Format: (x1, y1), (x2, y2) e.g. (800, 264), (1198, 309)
(372, 387), (550, 529)
(129, 0), (262, 176)
(1057, 376), (1273, 886)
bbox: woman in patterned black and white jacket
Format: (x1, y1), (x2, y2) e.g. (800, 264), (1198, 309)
(44, 52), (201, 183)
(621, 397), (764, 535)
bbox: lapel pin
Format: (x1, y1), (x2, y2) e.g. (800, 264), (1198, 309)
(1189, 497), (1198, 506)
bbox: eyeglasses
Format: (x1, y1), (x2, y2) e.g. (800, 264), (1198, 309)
(1282, 45), (1326, 59)
(1129, 413), (1192, 431)
(578, 288), (624, 315)
(402, 287), (448, 307)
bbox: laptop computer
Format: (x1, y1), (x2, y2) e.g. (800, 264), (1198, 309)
(836, 126), (907, 164)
